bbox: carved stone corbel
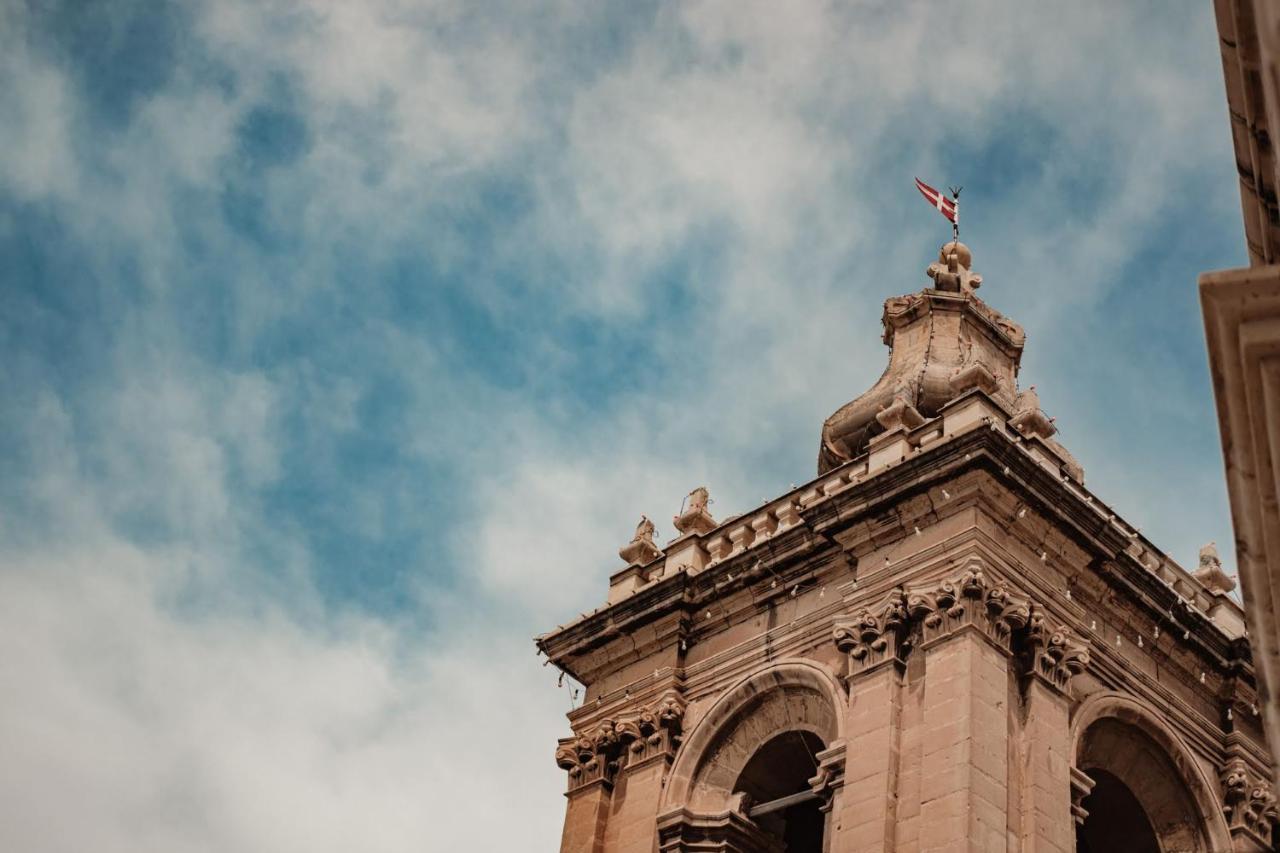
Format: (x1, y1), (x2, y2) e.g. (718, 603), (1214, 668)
(832, 589), (909, 677)
(1222, 756), (1279, 847)
(808, 741), (847, 815)
(1023, 611), (1091, 693)
(1070, 766), (1096, 826)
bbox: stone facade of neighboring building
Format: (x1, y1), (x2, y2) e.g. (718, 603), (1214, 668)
(541, 244), (1274, 852)
(1204, 0), (1280, 779)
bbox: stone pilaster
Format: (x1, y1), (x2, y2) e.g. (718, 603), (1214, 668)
(602, 693), (685, 853)
(830, 589), (907, 852)
(909, 565), (1027, 853)
(556, 722), (621, 853)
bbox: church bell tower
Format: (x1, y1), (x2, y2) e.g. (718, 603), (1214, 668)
(536, 243), (1275, 853)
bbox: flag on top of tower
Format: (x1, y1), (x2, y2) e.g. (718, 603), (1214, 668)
(914, 177), (958, 225)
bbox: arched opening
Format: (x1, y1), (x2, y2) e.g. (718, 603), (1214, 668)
(658, 661), (845, 853)
(735, 730), (825, 852)
(1076, 716), (1208, 852)
(1076, 769), (1159, 853)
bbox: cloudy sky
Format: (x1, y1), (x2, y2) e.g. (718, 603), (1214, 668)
(0, 1), (1247, 850)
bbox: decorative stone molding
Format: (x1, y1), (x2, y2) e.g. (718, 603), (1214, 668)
(555, 728), (616, 792)
(727, 521), (756, 557)
(834, 568), (1092, 694)
(1222, 757), (1279, 847)
(818, 242), (1027, 473)
(620, 515), (663, 566)
(908, 564), (1030, 649)
(1023, 611), (1091, 693)
(555, 692), (686, 792)
(808, 741), (847, 813)
(704, 532), (732, 563)
(656, 807), (786, 853)
(1070, 766), (1096, 826)
(832, 589), (909, 676)
(874, 392), (926, 433)
(950, 359), (1000, 397)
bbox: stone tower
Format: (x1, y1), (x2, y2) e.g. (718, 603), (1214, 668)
(537, 244), (1275, 853)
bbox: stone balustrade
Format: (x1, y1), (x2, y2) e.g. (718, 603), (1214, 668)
(594, 388), (1245, 638)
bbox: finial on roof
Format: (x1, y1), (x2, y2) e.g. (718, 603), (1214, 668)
(927, 241), (982, 295)
(817, 241), (1024, 473)
(1194, 541), (1236, 595)
(619, 515), (663, 566)
(673, 487), (716, 536)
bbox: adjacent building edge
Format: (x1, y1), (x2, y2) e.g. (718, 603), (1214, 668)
(1206, 0), (1280, 776)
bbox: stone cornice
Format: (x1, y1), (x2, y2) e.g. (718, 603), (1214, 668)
(538, 419), (1248, 688)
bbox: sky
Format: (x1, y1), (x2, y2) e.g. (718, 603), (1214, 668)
(0, 1), (1249, 850)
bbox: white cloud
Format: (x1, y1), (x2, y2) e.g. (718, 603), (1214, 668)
(0, 1), (1246, 851)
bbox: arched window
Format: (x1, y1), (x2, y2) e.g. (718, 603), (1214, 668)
(657, 661), (845, 853)
(1075, 716), (1208, 852)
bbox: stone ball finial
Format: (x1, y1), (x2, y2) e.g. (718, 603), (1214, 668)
(939, 240), (972, 270)
(927, 241), (981, 294)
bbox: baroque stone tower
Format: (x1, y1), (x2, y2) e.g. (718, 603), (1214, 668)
(537, 243), (1275, 853)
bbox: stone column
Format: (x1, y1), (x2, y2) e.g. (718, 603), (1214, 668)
(1018, 615), (1089, 853)
(829, 590), (908, 852)
(602, 695), (685, 853)
(909, 566), (1029, 853)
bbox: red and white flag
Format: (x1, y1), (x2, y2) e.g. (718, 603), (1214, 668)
(914, 177), (958, 224)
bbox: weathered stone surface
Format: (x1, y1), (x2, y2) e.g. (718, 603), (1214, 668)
(540, 242), (1264, 852)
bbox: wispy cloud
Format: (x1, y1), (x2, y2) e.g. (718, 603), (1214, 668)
(0, 1), (1244, 849)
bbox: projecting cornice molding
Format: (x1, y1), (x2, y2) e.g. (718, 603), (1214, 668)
(538, 416), (1249, 686)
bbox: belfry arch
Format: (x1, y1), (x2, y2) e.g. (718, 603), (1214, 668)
(658, 661), (846, 851)
(1071, 694), (1232, 853)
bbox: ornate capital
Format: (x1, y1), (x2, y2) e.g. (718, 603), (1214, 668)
(1024, 612), (1091, 693)
(909, 564), (1030, 650)
(556, 692), (686, 791)
(1222, 757), (1279, 846)
(832, 589), (908, 676)
(555, 729), (616, 792)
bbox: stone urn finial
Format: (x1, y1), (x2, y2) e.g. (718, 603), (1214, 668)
(1194, 541), (1236, 595)
(673, 487), (716, 536)
(619, 515), (663, 566)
